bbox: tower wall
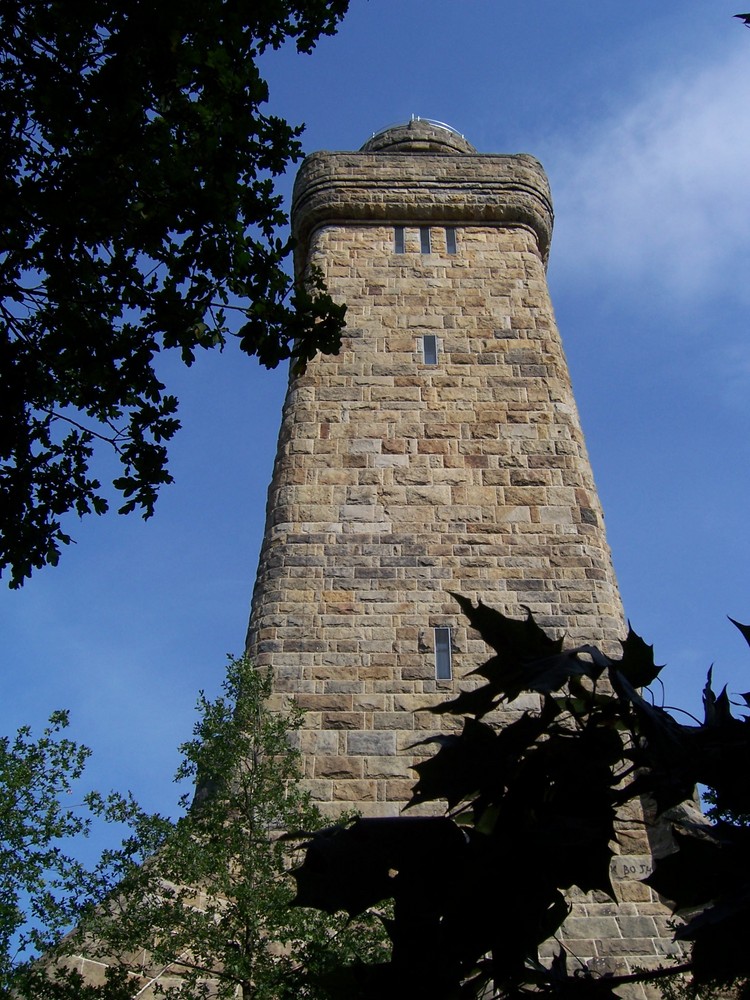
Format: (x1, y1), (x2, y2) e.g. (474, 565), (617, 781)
(247, 125), (624, 818)
(245, 121), (679, 990)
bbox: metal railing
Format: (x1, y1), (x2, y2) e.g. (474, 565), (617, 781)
(367, 115), (465, 142)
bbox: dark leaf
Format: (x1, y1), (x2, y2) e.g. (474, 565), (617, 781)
(429, 683), (502, 719)
(645, 826), (749, 909)
(616, 625), (663, 688)
(408, 717), (498, 809)
(703, 667), (735, 727)
(729, 616), (750, 648)
(293, 817), (465, 917)
(469, 649), (594, 703)
(450, 594), (563, 660)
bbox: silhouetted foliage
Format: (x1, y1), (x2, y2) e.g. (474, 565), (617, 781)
(294, 597), (750, 999)
(0, 1), (349, 587)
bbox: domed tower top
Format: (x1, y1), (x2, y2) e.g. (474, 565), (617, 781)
(360, 117), (476, 155)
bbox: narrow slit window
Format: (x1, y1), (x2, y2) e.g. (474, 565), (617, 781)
(445, 227), (457, 254)
(422, 335), (438, 366)
(420, 227), (431, 254)
(394, 226), (405, 253)
(435, 627), (452, 680)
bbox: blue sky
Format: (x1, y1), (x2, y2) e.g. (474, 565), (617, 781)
(2, 0), (750, 826)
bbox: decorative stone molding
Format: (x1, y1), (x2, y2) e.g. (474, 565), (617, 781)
(292, 149), (553, 270)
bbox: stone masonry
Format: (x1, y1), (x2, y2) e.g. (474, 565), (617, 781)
(245, 119), (680, 990)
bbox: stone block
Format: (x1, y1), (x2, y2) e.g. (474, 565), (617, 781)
(295, 694), (353, 712)
(349, 438), (383, 454)
(302, 779), (333, 802)
(554, 939), (596, 961)
(595, 937), (657, 957)
(384, 779), (416, 801)
(616, 917), (659, 939)
(346, 486), (378, 504)
(611, 856), (653, 881)
(323, 679), (365, 693)
(613, 881), (654, 903)
(340, 504), (381, 521)
(401, 659), (434, 680)
(322, 712), (365, 730)
(347, 731), (397, 756)
(298, 731), (340, 755)
(373, 711), (413, 730)
(333, 779), (376, 801)
(364, 756), (411, 779)
(352, 694), (387, 712)
(562, 917), (621, 940)
(314, 756), (364, 779)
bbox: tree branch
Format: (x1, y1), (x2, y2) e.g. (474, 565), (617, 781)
(38, 408), (127, 450)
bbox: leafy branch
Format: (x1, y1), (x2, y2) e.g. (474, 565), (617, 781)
(1, 1), (350, 586)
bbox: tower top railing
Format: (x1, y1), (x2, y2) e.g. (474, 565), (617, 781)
(367, 116), (466, 144)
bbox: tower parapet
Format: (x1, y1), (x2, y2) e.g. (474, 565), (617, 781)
(292, 120), (553, 269)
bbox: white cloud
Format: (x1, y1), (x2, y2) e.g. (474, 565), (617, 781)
(547, 41), (750, 302)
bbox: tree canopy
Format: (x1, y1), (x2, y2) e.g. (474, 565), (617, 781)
(2, 658), (385, 999)
(0, 710), (168, 997)
(73, 658), (386, 998)
(0, 0), (349, 588)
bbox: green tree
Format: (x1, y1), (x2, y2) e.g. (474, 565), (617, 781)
(1, 660), (384, 998)
(293, 596), (750, 999)
(0, 1), (349, 588)
(0, 710), (169, 998)
(59, 658), (385, 999)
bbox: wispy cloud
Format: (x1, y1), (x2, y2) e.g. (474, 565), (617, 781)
(547, 41), (750, 303)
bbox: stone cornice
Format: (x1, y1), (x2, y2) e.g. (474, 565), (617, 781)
(291, 150), (554, 270)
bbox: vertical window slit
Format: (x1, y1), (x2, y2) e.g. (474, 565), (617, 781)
(394, 226), (405, 253)
(446, 227), (457, 254)
(420, 227), (431, 254)
(422, 335), (438, 366)
(435, 627), (452, 680)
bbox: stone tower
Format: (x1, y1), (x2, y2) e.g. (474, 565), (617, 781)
(247, 117), (626, 814)
(245, 119), (681, 987)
